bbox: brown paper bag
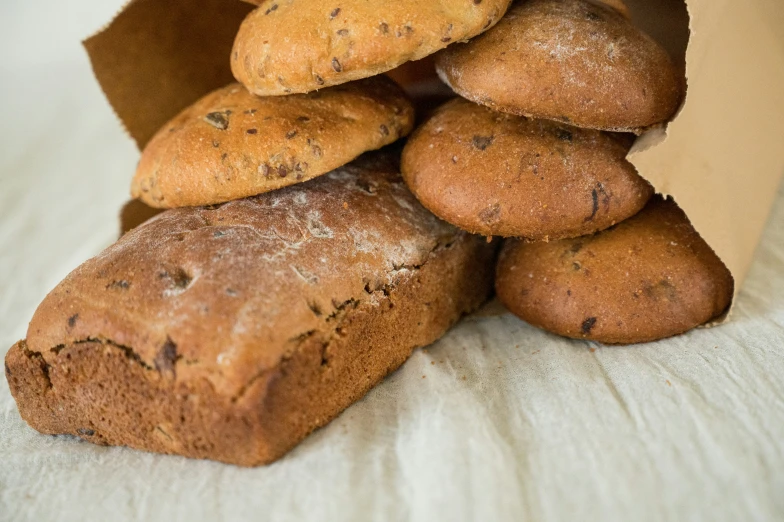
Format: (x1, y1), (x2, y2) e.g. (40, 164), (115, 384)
(87, 0), (784, 313)
(629, 0), (784, 297)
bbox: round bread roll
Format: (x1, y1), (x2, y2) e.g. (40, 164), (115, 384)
(402, 98), (653, 240)
(231, 0), (512, 96)
(435, 0), (683, 133)
(496, 196), (734, 344)
(133, 77), (414, 208)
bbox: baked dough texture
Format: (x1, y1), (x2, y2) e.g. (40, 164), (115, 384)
(402, 97), (653, 239)
(231, 0), (513, 96)
(133, 77), (415, 208)
(7, 151), (497, 466)
(496, 196), (734, 344)
(436, 0), (683, 132)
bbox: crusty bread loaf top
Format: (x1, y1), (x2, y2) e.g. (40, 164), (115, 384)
(27, 151), (458, 397)
(231, 0), (512, 96)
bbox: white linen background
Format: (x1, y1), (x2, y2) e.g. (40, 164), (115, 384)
(1, 1), (783, 521)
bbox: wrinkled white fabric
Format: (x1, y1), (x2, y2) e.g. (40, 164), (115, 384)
(1, 2), (783, 521)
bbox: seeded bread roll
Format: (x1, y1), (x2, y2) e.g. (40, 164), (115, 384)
(231, 0), (512, 96)
(402, 98), (653, 239)
(496, 196), (734, 344)
(6, 151), (497, 466)
(435, 0), (683, 133)
(133, 77), (414, 208)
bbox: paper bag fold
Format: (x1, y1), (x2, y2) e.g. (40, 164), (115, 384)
(629, 0), (784, 292)
(84, 0), (253, 149)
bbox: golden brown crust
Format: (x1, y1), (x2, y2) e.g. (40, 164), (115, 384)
(435, 0), (683, 133)
(401, 98), (653, 239)
(132, 77), (415, 208)
(231, 0), (512, 96)
(496, 196), (734, 344)
(7, 151), (497, 465)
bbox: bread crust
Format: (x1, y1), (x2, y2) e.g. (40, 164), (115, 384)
(496, 196), (734, 344)
(133, 78), (414, 208)
(402, 98), (653, 239)
(231, 0), (512, 96)
(7, 151), (497, 465)
(435, 0), (683, 133)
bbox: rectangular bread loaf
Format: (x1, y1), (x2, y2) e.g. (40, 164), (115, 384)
(5, 152), (496, 466)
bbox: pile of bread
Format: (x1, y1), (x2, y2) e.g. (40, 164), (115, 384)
(6, 0), (733, 466)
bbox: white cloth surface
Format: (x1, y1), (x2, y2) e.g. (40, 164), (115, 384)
(1, 2), (783, 521)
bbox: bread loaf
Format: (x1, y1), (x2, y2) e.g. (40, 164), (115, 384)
(6, 151), (497, 466)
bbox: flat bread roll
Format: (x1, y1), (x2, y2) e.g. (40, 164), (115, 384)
(231, 0), (512, 96)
